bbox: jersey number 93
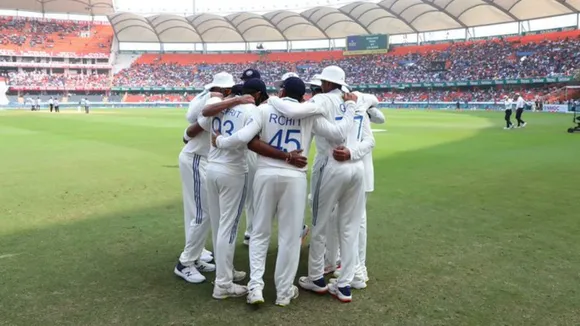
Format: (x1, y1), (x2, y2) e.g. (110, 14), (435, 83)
(212, 117), (234, 136)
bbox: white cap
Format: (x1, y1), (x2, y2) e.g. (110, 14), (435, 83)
(204, 72), (235, 90)
(305, 74), (322, 87)
(319, 65), (350, 92)
(273, 72), (299, 89)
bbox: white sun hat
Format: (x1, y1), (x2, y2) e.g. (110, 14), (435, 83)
(318, 65), (350, 92)
(305, 74), (322, 87)
(204, 71), (235, 90)
(273, 72), (300, 89)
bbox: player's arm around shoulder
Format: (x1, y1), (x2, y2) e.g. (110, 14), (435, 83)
(214, 105), (263, 149)
(312, 99), (357, 142)
(269, 95), (325, 119)
(185, 90), (210, 123)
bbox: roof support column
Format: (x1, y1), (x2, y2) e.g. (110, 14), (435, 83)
(576, 13), (579, 29)
(286, 41), (290, 52)
(202, 43), (207, 54)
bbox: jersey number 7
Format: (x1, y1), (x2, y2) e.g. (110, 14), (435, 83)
(268, 129), (301, 152)
(336, 115), (363, 141)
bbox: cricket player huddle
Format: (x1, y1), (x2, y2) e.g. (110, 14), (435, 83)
(174, 65), (385, 306)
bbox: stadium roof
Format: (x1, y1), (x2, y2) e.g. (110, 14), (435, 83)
(0, 0), (115, 16)
(109, 0), (580, 43)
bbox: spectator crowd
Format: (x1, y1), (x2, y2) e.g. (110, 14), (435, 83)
(113, 36), (580, 88)
(8, 71), (110, 88)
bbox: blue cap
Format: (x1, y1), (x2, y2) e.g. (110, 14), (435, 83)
(280, 77), (305, 97)
(241, 69), (261, 81)
(231, 84), (243, 96)
(242, 78), (267, 95)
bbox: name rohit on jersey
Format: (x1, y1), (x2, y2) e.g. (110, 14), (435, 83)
(224, 108), (243, 118)
(269, 113), (301, 126)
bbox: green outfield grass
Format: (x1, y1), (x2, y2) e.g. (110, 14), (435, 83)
(0, 109), (579, 326)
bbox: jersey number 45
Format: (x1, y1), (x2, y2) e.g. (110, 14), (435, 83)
(268, 129), (301, 152)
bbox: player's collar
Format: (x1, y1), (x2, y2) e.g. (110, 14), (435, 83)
(281, 97), (298, 103)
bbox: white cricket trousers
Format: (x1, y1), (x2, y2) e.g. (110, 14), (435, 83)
(244, 152), (257, 237)
(326, 193), (368, 272)
(205, 165), (248, 288)
(248, 168), (306, 300)
(310, 157), (365, 288)
(178, 152), (211, 266)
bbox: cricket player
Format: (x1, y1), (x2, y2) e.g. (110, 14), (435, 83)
(174, 72), (242, 284)
(35, 97), (41, 111)
(504, 95), (514, 129)
(49, 97), (54, 112)
(268, 66), (375, 302)
(213, 77), (359, 306)
(197, 78), (268, 300)
(54, 98), (60, 113)
(84, 98), (90, 114)
(328, 91), (383, 285)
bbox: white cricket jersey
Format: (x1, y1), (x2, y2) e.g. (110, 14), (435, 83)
(54, 100), (59, 107)
(353, 91), (382, 193)
(35, 99), (40, 105)
(516, 97), (525, 109)
(215, 97), (357, 173)
(181, 92), (214, 157)
(85, 100), (90, 106)
(49, 99), (53, 105)
(199, 103), (255, 175)
(505, 99), (513, 110)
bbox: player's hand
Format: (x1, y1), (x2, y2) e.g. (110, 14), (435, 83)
(333, 146), (351, 162)
(286, 150), (307, 168)
(210, 92), (224, 99)
(211, 131), (221, 147)
(343, 93), (358, 103)
(237, 95), (255, 105)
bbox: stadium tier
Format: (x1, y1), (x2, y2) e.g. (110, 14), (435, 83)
(1, 15), (579, 105)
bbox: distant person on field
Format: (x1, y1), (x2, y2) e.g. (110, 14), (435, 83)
(514, 93), (526, 128)
(84, 98), (90, 114)
(503, 95), (514, 130)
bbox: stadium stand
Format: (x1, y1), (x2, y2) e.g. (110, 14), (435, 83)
(0, 16), (113, 56)
(113, 30), (580, 88)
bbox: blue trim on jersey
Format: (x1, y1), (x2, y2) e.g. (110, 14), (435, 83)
(312, 157), (329, 226)
(229, 173), (248, 244)
(192, 154), (203, 225)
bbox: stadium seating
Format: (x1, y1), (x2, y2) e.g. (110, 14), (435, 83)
(0, 16), (113, 55)
(113, 30), (580, 89)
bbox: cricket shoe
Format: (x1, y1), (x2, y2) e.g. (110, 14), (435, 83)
(174, 262), (205, 284)
(234, 270), (247, 282)
(246, 288), (264, 305)
(329, 276), (366, 290)
(522, 122), (527, 128)
(243, 235), (250, 246)
(201, 248), (213, 263)
(275, 285), (299, 307)
(298, 276), (328, 294)
(212, 283), (248, 300)
(328, 282), (352, 303)
(194, 260), (215, 273)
